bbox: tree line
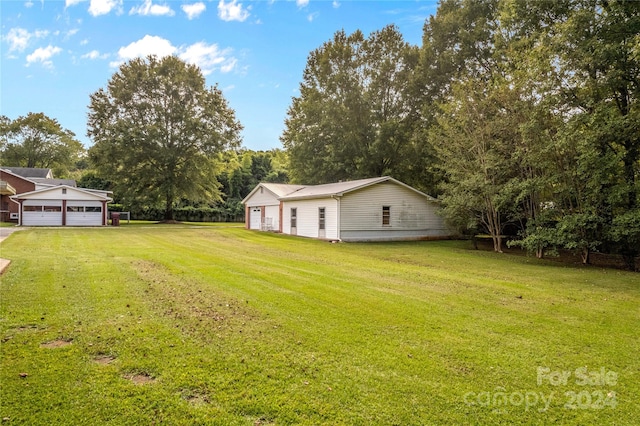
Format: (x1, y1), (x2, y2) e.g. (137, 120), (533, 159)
(1, 0), (637, 268)
(282, 0), (639, 268)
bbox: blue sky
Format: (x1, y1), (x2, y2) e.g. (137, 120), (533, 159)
(1, 0), (437, 151)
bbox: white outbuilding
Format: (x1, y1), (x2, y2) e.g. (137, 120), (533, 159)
(11, 185), (113, 227)
(242, 176), (454, 242)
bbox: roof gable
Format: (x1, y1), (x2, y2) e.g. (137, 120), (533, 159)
(241, 182), (305, 204)
(10, 185), (112, 202)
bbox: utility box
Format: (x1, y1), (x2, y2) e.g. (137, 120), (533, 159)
(111, 212), (120, 226)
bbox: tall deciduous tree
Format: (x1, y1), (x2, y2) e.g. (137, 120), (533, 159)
(87, 55), (242, 221)
(0, 112), (85, 177)
(281, 26), (428, 190)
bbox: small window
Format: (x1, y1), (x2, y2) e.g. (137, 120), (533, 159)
(85, 206), (102, 213)
(291, 208), (297, 228)
(62, 188), (67, 194)
(44, 206), (62, 212)
(67, 206), (83, 212)
(318, 207), (325, 230)
(382, 206), (391, 226)
(24, 205), (42, 212)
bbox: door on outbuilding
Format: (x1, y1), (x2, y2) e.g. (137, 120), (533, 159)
(250, 207), (261, 230)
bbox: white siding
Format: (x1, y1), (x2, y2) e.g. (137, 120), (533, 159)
(282, 198), (338, 240)
(24, 187), (104, 201)
(244, 187), (280, 207)
(264, 205), (280, 231)
(339, 181), (450, 241)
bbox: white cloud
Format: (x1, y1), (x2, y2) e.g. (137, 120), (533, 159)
(82, 49), (108, 60)
(111, 36), (238, 75)
(332, 1), (340, 8)
(129, 0), (175, 17)
(3, 28), (49, 53)
(110, 35), (176, 67)
(88, 0), (121, 17)
(4, 28), (31, 52)
(182, 2), (206, 20)
(296, 0), (309, 7)
(217, 0), (249, 22)
(26, 45), (62, 68)
(65, 29), (80, 38)
(25, 1), (34, 8)
(179, 41), (236, 75)
(80, 39), (89, 45)
(307, 12), (318, 22)
(65, 0), (86, 6)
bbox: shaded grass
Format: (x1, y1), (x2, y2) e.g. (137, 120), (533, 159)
(0, 227), (638, 425)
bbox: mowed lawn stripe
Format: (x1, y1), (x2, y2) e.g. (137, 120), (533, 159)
(1, 226), (638, 425)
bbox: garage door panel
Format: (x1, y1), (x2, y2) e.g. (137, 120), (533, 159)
(66, 213), (102, 226)
(23, 212), (63, 226)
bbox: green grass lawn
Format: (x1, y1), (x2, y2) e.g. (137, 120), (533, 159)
(1, 226), (638, 425)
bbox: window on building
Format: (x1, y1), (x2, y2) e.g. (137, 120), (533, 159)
(382, 206), (391, 226)
(62, 188), (67, 194)
(85, 206), (102, 213)
(291, 208), (297, 228)
(319, 207), (325, 230)
(24, 205), (41, 212)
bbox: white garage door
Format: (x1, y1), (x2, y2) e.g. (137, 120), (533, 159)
(250, 207), (261, 230)
(67, 201), (103, 226)
(22, 201), (63, 226)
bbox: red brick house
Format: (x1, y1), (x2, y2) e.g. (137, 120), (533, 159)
(0, 169), (36, 222)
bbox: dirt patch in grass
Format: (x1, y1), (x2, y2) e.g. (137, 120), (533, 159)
(94, 355), (115, 365)
(40, 339), (72, 348)
(125, 373), (155, 385)
(181, 389), (210, 406)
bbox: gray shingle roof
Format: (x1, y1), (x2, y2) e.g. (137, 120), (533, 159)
(1, 167), (52, 178)
(30, 178), (77, 187)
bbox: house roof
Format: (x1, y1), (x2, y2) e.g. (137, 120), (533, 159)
(241, 182), (305, 204)
(32, 178), (77, 187)
(260, 183), (306, 197)
(243, 176), (437, 203)
(2, 167), (52, 179)
(0, 168), (37, 185)
(10, 185), (112, 202)
(280, 176), (437, 201)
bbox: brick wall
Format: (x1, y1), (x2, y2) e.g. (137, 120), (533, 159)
(0, 171), (35, 222)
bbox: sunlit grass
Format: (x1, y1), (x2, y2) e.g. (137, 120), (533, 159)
(1, 227), (638, 424)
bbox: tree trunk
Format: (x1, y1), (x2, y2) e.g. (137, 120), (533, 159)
(164, 192), (175, 222)
(581, 247), (590, 265)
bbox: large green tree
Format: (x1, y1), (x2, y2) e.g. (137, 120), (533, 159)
(87, 55), (242, 221)
(421, 0), (639, 267)
(0, 112), (85, 177)
(499, 0), (640, 265)
(281, 26), (428, 190)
